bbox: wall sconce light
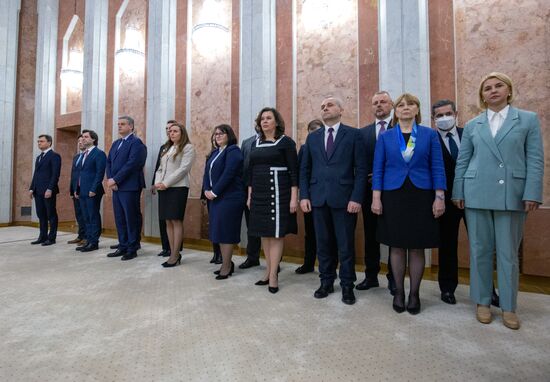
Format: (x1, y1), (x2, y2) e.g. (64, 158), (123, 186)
(116, 26), (145, 74)
(192, 0), (230, 58)
(60, 48), (83, 90)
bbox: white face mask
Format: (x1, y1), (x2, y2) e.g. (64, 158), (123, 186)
(435, 115), (456, 131)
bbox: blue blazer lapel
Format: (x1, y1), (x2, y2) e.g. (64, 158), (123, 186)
(495, 107), (519, 145)
(477, 114), (503, 162)
(328, 125), (348, 161)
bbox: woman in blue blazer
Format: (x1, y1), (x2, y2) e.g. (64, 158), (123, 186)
(372, 93), (446, 314)
(452, 73), (544, 329)
(202, 124), (246, 279)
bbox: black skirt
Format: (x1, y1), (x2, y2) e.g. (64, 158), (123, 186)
(376, 177), (439, 249)
(158, 187), (189, 220)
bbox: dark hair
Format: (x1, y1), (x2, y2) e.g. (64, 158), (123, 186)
(255, 107), (285, 140)
(166, 119), (177, 126)
(81, 129), (99, 146)
(431, 99), (456, 116)
(162, 123), (191, 158)
(307, 119), (323, 132)
(77, 133), (83, 139)
(213, 124), (238, 147)
(38, 134), (53, 144)
(119, 115), (135, 130)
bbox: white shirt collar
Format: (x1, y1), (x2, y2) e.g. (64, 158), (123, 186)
(324, 121), (341, 134)
(41, 147), (52, 154)
(437, 125), (458, 139)
(375, 117), (391, 126)
(487, 104), (510, 123)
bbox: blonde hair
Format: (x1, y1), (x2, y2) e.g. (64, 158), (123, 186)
(477, 72), (515, 109)
(392, 93), (422, 125)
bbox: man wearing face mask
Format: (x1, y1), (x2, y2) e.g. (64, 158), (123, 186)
(432, 100), (462, 304)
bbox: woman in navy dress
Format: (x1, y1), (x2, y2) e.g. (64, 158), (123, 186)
(202, 124), (246, 279)
(248, 107), (298, 293)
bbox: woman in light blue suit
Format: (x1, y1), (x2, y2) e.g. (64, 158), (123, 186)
(452, 72), (544, 330)
(372, 93), (446, 314)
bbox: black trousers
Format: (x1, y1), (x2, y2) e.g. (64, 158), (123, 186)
(35, 193), (58, 241)
(244, 205), (261, 261)
(302, 211), (317, 268)
(438, 202), (464, 293)
(362, 191), (392, 279)
(73, 197), (86, 239)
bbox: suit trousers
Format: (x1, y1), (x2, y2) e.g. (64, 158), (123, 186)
(313, 205), (357, 287)
(465, 208), (526, 312)
(302, 211), (317, 268)
(244, 205), (261, 261)
(80, 193), (103, 245)
(113, 190), (142, 253)
(437, 203), (464, 293)
(73, 197), (86, 239)
(34, 194), (58, 241)
(361, 190), (392, 279)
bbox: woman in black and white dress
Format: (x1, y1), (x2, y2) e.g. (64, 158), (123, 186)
(247, 107), (298, 293)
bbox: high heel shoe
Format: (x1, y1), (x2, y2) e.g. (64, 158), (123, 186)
(268, 286), (279, 294)
(162, 255), (181, 268)
(215, 262), (235, 280)
(255, 279), (269, 286)
(407, 293), (421, 315)
(214, 261), (234, 275)
(392, 290), (406, 313)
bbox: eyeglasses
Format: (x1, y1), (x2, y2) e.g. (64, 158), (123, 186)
(214, 132), (226, 137)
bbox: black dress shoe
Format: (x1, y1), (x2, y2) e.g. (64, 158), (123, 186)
(121, 252), (137, 261)
(238, 258), (260, 269)
(75, 244), (88, 251)
(80, 243), (99, 252)
(41, 240), (55, 246)
(441, 291), (456, 305)
(110, 244), (119, 250)
(341, 286), (356, 305)
(407, 294), (421, 315)
(31, 239), (45, 245)
(355, 278), (380, 291)
(314, 283), (334, 299)
(387, 273), (397, 296)
(162, 255), (181, 268)
(393, 291), (406, 313)
(268, 286), (279, 294)
(295, 265), (314, 274)
(491, 290), (500, 308)
(255, 279), (269, 285)
(157, 249), (169, 257)
(107, 249), (126, 258)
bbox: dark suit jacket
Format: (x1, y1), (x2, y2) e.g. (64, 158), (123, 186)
(30, 150), (62, 195)
(79, 147), (107, 196)
(106, 134), (147, 191)
(372, 124), (446, 191)
(240, 134), (256, 185)
(438, 128), (463, 202)
(70, 152), (84, 196)
(359, 121), (393, 177)
(299, 124), (367, 208)
(152, 143), (167, 186)
(202, 144), (245, 200)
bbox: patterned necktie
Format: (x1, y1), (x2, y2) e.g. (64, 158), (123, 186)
(447, 132), (459, 161)
(378, 120), (386, 136)
(326, 127), (335, 157)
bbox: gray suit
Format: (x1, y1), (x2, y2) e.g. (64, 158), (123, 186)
(453, 106), (544, 311)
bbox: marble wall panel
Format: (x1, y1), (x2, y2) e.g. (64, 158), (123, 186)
(54, 128), (79, 222)
(65, 19), (84, 114)
(117, 0), (147, 141)
(276, 0), (293, 136)
(174, 0), (187, 123)
(295, 0), (359, 146)
(13, 0), (38, 222)
(187, 0), (233, 199)
(230, 0), (240, 133)
(454, 0), (550, 204)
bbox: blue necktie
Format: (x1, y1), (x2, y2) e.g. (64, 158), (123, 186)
(326, 127), (334, 157)
(447, 132), (459, 161)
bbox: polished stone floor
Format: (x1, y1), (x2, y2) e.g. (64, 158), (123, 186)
(1, 226), (549, 382)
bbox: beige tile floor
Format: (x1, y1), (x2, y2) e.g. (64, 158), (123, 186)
(1, 226), (549, 382)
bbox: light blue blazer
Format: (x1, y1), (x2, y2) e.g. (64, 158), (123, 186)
(452, 106), (544, 211)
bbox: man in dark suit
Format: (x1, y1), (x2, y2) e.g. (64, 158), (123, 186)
(68, 134), (87, 245)
(106, 116), (147, 260)
(152, 120), (176, 257)
(300, 96), (367, 305)
(357, 91), (396, 294)
(29, 134), (61, 246)
(75, 130), (106, 252)
(238, 131), (262, 269)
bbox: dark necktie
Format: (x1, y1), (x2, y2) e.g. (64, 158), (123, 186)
(75, 152), (84, 167)
(326, 127), (335, 157)
(378, 120), (386, 137)
(38, 152), (45, 162)
(447, 132), (459, 161)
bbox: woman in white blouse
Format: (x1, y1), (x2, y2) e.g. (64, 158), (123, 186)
(153, 123), (196, 268)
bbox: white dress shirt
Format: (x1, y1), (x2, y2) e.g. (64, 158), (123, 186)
(437, 126), (460, 153)
(487, 105), (509, 138)
(324, 122), (341, 149)
(375, 117), (392, 140)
